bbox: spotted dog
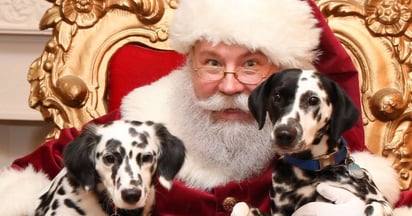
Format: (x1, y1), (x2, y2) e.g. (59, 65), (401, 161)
(35, 120), (185, 216)
(233, 69), (392, 216)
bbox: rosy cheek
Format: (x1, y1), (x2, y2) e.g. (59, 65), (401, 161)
(247, 84), (261, 93)
(192, 77), (218, 99)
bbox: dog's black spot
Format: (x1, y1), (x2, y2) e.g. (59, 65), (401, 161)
(313, 107), (321, 120)
(130, 120), (143, 126)
(145, 121), (154, 126)
(124, 156), (134, 179)
(51, 199), (59, 210)
(129, 127), (139, 137)
(116, 176), (121, 189)
(57, 186), (66, 195)
(137, 133), (149, 148)
(299, 91), (317, 112)
(64, 198), (86, 215)
(106, 139), (122, 151)
(316, 112), (322, 122)
(129, 150), (133, 158)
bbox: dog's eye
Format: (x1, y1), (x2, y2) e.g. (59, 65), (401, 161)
(308, 96), (320, 106)
(103, 154), (116, 165)
(273, 93), (281, 102)
(141, 153), (154, 164)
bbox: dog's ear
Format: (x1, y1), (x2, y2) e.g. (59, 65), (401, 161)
(322, 76), (360, 143)
(154, 123), (186, 190)
(63, 124), (100, 191)
(248, 73), (279, 129)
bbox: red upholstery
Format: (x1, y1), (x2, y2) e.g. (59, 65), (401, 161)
(107, 44), (186, 111)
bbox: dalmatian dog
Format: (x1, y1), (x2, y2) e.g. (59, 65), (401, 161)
(232, 69), (392, 216)
(34, 120), (185, 216)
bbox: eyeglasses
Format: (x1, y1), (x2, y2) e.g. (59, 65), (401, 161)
(192, 66), (268, 85)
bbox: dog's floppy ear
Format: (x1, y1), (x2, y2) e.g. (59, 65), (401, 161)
(154, 123), (186, 190)
(322, 76), (360, 143)
(248, 73), (279, 129)
(63, 124), (101, 191)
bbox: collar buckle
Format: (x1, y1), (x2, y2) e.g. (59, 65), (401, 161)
(316, 151), (338, 170)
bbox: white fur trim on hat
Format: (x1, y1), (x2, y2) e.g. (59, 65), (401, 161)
(169, 0), (322, 69)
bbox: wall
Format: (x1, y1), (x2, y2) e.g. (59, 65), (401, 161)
(0, 0), (52, 168)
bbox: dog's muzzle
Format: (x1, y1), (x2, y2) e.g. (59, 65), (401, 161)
(272, 119), (303, 150)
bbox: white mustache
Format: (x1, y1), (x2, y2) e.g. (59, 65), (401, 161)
(195, 93), (250, 112)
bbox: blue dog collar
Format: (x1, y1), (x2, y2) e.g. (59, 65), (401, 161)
(284, 138), (348, 171)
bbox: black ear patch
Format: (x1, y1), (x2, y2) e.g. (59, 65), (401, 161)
(319, 74), (359, 143)
(63, 125), (101, 190)
(154, 123), (186, 189)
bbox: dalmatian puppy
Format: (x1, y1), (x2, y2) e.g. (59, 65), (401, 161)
(35, 120), (185, 216)
(232, 69), (393, 216)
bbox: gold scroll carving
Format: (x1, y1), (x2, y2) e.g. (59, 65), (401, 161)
(316, 0), (412, 190)
(28, 0), (177, 140)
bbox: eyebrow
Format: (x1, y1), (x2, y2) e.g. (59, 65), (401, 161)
(197, 48), (266, 60)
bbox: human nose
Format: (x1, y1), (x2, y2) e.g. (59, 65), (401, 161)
(218, 71), (246, 95)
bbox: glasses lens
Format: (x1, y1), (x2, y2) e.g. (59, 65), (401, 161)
(197, 67), (224, 81)
(237, 69), (263, 84)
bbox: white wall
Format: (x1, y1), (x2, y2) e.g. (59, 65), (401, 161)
(0, 0), (53, 168)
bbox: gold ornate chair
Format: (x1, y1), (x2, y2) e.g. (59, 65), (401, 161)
(29, 0), (412, 191)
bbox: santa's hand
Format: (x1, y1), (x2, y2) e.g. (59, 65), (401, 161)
(292, 183), (366, 216)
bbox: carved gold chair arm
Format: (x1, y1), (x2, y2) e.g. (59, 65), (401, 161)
(28, 0), (177, 140)
(316, 0), (412, 190)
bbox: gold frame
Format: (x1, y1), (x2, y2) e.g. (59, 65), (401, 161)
(29, 0), (412, 190)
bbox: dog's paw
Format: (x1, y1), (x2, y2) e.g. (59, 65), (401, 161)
(231, 202), (251, 216)
(364, 201), (393, 216)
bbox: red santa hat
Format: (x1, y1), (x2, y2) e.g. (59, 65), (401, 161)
(169, 0), (322, 69)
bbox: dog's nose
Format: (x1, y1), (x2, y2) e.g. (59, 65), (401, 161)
(121, 188), (142, 204)
(274, 125), (297, 146)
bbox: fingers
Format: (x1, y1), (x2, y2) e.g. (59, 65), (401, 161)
(292, 183), (366, 216)
(292, 202), (333, 216)
(231, 202), (251, 216)
(316, 183), (356, 204)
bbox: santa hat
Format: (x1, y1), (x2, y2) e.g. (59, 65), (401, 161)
(169, 0), (322, 69)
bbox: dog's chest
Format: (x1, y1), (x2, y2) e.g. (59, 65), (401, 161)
(35, 170), (107, 216)
(270, 159), (356, 208)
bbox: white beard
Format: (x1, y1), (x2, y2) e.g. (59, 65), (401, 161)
(171, 67), (275, 189)
(121, 66), (275, 189)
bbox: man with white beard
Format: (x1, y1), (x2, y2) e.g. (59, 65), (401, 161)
(2, 0), (412, 215)
(122, 49), (275, 189)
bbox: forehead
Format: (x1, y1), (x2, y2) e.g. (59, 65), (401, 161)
(95, 121), (158, 152)
(193, 40), (266, 59)
(296, 71), (324, 92)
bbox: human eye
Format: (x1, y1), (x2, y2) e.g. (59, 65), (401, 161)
(205, 59), (221, 67)
(244, 59), (257, 68)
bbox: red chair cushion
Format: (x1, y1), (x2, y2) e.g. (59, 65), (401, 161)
(107, 44), (186, 111)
